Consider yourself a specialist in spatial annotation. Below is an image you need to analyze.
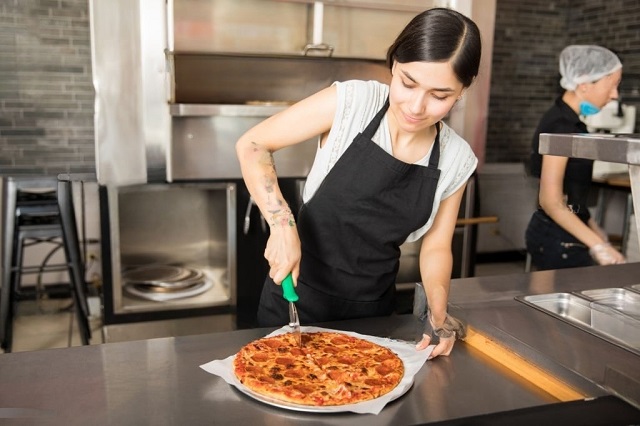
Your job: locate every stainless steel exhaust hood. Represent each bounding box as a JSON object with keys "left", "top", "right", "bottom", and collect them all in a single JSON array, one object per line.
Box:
[
  {"left": 167, "top": 53, "right": 391, "bottom": 180},
  {"left": 90, "top": 0, "right": 495, "bottom": 185},
  {"left": 90, "top": 0, "right": 394, "bottom": 185}
]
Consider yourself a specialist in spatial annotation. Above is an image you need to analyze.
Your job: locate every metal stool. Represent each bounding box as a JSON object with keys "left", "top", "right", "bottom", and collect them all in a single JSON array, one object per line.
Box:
[{"left": 0, "top": 176, "right": 91, "bottom": 352}]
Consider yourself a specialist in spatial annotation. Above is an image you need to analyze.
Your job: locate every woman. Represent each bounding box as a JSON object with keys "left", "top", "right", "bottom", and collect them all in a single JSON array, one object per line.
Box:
[
  {"left": 526, "top": 45, "right": 625, "bottom": 270},
  {"left": 236, "top": 8, "right": 481, "bottom": 359}
]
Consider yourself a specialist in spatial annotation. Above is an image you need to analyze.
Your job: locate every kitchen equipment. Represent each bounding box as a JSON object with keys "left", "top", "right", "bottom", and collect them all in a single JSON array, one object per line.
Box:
[
  {"left": 578, "top": 288, "right": 640, "bottom": 320},
  {"left": 584, "top": 100, "right": 636, "bottom": 134},
  {"left": 281, "top": 273, "right": 301, "bottom": 346},
  {"left": 516, "top": 291, "right": 640, "bottom": 354},
  {"left": 121, "top": 264, "right": 214, "bottom": 302},
  {"left": 100, "top": 182, "right": 236, "bottom": 323}
]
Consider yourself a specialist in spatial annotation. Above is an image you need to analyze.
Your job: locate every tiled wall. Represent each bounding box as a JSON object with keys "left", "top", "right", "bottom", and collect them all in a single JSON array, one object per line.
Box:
[
  {"left": 0, "top": 0, "right": 94, "bottom": 176},
  {"left": 0, "top": 1, "right": 638, "bottom": 173},
  {"left": 487, "top": 0, "right": 640, "bottom": 163}
]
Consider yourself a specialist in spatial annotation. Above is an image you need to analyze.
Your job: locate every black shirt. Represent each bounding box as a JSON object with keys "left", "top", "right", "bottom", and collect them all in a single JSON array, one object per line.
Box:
[{"left": 530, "top": 96, "right": 593, "bottom": 221}]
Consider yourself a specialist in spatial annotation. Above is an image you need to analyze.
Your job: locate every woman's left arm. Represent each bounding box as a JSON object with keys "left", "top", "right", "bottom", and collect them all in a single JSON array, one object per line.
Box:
[{"left": 415, "top": 182, "right": 467, "bottom": 358}]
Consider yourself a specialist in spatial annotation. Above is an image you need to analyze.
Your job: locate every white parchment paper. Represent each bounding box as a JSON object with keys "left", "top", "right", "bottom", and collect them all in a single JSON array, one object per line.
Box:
[{"left": 200, "top": 326, "right": 433, "bottom": 415}]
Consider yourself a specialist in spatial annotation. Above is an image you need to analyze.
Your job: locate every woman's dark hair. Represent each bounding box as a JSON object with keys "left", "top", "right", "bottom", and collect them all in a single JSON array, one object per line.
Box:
[{"left": 386, "top": 8, "right": 482, "bottom": 88}]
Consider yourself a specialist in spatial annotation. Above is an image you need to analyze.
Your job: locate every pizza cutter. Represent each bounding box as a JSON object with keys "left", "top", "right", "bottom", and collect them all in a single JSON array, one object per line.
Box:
[{"left": 281, "top": 273, "right": 302, "bottom": 347}]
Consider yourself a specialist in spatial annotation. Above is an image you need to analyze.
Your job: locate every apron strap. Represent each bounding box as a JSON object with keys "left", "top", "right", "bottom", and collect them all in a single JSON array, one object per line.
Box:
[
  {"left": 428, "top": 123, "right": 441, "bottom": 168},
  {"left": 361, "top": 99, "right": 390, "bottom": 139},
  {"left": 361, "top": 98, "right": 441, "bottom": 169}
]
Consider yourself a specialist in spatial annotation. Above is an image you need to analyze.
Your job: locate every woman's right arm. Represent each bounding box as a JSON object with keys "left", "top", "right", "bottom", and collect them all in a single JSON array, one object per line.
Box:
[
  {"left": 235, "top": 85, "right": 338, "bottom": 284},
  {"left": 539, "top": 155, "right": 625, "bottom": 264}
]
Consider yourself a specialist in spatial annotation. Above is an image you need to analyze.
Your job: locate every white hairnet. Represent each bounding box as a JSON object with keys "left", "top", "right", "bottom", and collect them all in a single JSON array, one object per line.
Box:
[{"left": 559, "top": 45, "right": 622, "bottom": 91}]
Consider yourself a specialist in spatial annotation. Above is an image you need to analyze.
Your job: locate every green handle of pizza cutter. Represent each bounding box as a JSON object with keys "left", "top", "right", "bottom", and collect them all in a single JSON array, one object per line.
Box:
[{"left": 281, "top": 273, "right": 298, "bottom": 303}]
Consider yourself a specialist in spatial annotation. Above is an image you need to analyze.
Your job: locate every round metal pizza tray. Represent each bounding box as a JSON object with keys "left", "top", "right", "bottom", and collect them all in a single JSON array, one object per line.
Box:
[
  {"left": 123, "top": 265, "right": 205, "bottom": 289},
  {"left": 201, "top": 326, "right": 430, "bottom": 415},
  {"left": 122, "top": 264, "right": 191, "bottom": 283},
  {"left": 123, "top": 279, "right": 212, "bottom": 302},
  {"left": 127, "top": 270, "right": 205, "bottom": 290},
  {"left": 233, "top": 379, "right": 410, "bottom": 413},
  {"left": 129, "top": 281, "right": 202, "bottom": 293}
]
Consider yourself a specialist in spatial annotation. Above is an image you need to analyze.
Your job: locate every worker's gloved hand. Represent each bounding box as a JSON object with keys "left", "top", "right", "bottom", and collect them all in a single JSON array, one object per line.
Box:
[
  {"left": 589, "top": 242, "right": 626, "bottom": 265},
  {"left": 413, "top": 283, "right": 466, "bottom": 359},
  {"left": 415, "top": 309, "right": 466, "bottom": 346},
  {"left": 415, "top": 310, "right": 466, "bottom": 359}
]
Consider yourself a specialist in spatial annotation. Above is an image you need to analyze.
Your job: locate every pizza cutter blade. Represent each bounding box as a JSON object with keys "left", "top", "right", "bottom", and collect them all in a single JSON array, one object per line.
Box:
[{"left": 281, "top": 273, "right": 301, "bottom": 347}]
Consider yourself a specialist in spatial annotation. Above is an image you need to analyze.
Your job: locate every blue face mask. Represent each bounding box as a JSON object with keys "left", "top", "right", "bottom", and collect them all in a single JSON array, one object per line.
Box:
[{"left": 579, "top": 101, "right": 600, "bottom": 116}]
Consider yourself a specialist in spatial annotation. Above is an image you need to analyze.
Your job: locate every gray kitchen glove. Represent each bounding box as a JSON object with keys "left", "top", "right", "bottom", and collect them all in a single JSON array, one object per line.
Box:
[
  {"left": 413, "top": 283, "right": 466, "bottom": 344},
  {"left": 417, "top": 310, "right": 467, "bottom": 345}
]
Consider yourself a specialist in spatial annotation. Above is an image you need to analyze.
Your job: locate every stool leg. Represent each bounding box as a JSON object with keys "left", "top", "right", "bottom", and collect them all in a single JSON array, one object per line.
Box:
[
  {"left": 0, "top": 180, "right": 18, "bottom": 349},
  {"left": 0, "top": 258, "right": 14, "bottom": 351},
  {"left": 0, "top": 274, "right": 10, "bottom": 351},
  {"left": 0, "top": 228, "right": 22, "bottom": 352},
  {"left": 0, "top": 241, "right": 14, "bottom": 351},
  {"left": 57, "top": 181, "right": 91, "bottom": 345}
]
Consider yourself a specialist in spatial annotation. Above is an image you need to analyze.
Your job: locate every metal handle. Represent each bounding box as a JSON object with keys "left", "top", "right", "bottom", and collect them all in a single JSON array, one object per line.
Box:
[
  {"left": 244, "top": 197, "right": 268, "bottom": 235},
  {"left": 243, "top": 197, "right": 254, "bottom": 235},
  {"left": 302, "top": 43, "right": 334, "bottom": 57}
]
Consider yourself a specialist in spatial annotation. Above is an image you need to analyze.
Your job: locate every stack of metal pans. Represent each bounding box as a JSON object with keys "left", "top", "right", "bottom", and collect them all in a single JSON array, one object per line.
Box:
[{"left": 122, "top": 264, "right": 212, "bottom": 301}]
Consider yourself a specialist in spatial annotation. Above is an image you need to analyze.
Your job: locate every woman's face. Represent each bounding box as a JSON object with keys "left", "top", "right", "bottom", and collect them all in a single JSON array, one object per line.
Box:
[
  {"left": 388, "top": 60, "right": 465, "bottom": 133},
  {"left": 581, "top": 68, "right": 622, "bottom": 109}
]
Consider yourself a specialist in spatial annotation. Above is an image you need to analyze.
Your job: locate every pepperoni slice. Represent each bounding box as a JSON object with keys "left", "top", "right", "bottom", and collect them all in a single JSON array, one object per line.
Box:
[
  {"left": 330, "top": 336, "right": 352, "bottom": 345},
  {"left": 251, "top": 353, "right": 269, "bottom": 362},
  {"left": 258, "top": 376, "right": 275, "bottom": 384},
  {"left": 263, "top": 340, "right": 282, "bottom": 349},
  {"left": 328, "top": 370, "right": 343, "bottom": 380},
  {"left": 375, "top": 364, "right": 393, "bottom": 376},
  {"left": 275, "top": 357, "right": 294, "bottom": 366},
  {"left": 364, "top": 378, "right": 384, "bottom": 386},
  {"left": 374, "top": 352, "right": 393, "bottom": 362},
  {"left": 293, "top": 384, "right": 315, "bottom": 395},
  {"left": 315, "top": 356, "right": 331, "bottom": 366},
  {"left": 355, "top": 341, "right": 373, "bottom": 350},
  {"left": 323, "top": 346, "right": 340, "bottom": 354},
  {"left": 337, "top": 356, "right": 355, "bottom": 365},
  {"left": 284, "top": 370, "right": 304, "bottom": 378}
]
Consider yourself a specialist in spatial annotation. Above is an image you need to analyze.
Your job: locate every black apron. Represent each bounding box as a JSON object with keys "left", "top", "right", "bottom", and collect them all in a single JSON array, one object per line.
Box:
[{"left": 257, "top": 100, "right": 441, "bottom": 326}]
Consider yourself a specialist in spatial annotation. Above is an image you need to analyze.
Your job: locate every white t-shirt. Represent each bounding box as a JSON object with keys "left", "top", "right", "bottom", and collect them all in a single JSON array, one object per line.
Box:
[{"left": 302, "top": 80, "right": 478, "bottom": 242}]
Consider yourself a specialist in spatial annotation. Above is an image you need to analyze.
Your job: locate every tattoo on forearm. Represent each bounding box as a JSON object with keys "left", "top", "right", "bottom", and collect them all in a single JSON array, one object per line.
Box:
[
  {"left": 268, "top": 208, "right": 296, "bottom": 228},
  {"left": 250, "top": 141, "right": 291, "bottom": 222}
]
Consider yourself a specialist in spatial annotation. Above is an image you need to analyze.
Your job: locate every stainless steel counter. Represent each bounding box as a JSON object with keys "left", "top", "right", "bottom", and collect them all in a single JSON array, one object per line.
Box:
[
  {"left": 1, "top": 264, "right": 640, "bottom": 425},
  {"left": 448, "top": 263, "right": 640, "bottom": 408}
]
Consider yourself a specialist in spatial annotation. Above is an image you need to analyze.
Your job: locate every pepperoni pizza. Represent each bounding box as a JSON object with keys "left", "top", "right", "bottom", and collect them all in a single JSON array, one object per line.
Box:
[{"left": 233, "top": 331, "right": 404, "bottom": 406}]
